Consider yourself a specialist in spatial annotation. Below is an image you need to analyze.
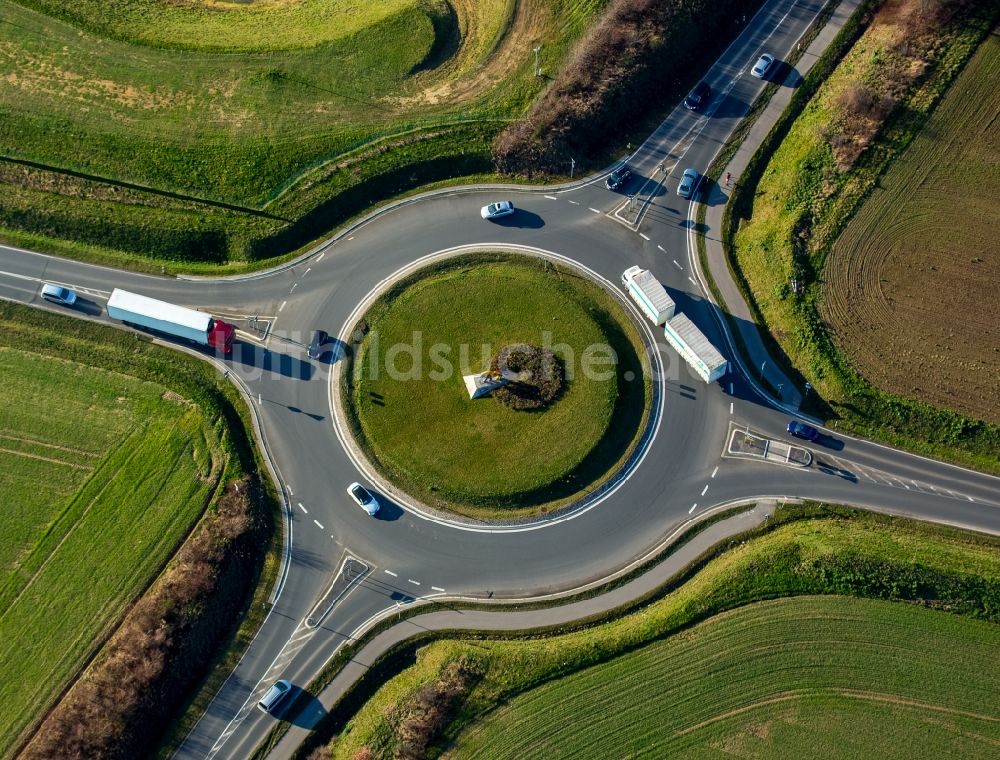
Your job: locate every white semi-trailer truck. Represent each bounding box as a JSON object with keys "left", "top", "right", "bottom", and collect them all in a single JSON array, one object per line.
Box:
[
  {"left": 664, "top": 313, "right": 727, "bottom": 383},
  {"left": 106, "top": 289, "right": 235, "bottom": 354},
  {"left": 621, "top": 266, "right": 675, "bottom": 325}
]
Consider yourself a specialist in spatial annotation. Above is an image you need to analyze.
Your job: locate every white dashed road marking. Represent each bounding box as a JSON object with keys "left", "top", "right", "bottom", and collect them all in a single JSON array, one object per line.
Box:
[
  {"left": 407, "top": 579, "right": 421, "bottom": 586},
  {"left": 313, "top": 519, "right": 325, "bottom": 530},
  {"left": 639, "top": 233, "right": 650, "bottom": 241},
  {"left": 278, "top": 300, "right": 286, "bottom": 312},
  {"left": 384, "top": 570, "right": 398, "bottom": 577},
  {"left": 658, "top": 245, "right": 666, "bottom": 252},
  {"left": 317, "top": 252, "right": 325, "bottom": 262},
  {"left": 701, "top": 484, "right": 709, "bottom": 496},
  {"left": 589, "top": 207, "right": 601, "bottom": 214},
  {"left": 673, "top": 259, "right": 683, "bottom": 269},
  {"left": 431, "top": 586, "right": 446, "bottom": 592},
  {"left": 711, "top": 466, "right": 718, "bottom": 478},
  {"left": 297, "top": 503, "right": 308, "bottom": 514},
  {"left": 689, "top": 503, "right": 698, "bottom": 514},
  {"left": 568, "top": 200, "right": 580, "bottom": 205},
  {"left": 688, "top": 277, "right": 698, "bottom": 286},
  {"left": 730, "top": 402, "right": 734, "bottom": 414},
  {"left": 303, "top": 267, "right": 311, "bottom": 277},
  {"left": 544, "top": 195, "right": 558, "bottom": 200}
]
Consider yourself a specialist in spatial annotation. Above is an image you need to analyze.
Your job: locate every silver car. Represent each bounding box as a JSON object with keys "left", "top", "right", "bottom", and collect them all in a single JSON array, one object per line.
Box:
[
  {"left": 258, "top": 679, "right": 291, "bottom": 714},
  {"left": 41, "top": 283, "right": 77, "bottom": 306},
  {"left": 677, "top": 168, "right": 701, "bottom": 199},
  {"left": 751, "top": 53, "right": 775, "bottom": 79},
  {"left": 480, "top": 201, "right": 515, "bottom": 220}
]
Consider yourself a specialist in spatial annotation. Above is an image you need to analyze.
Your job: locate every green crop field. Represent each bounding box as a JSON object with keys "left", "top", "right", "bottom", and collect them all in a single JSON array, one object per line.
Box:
[
  {"left": 325, "top": 509, "right": 1000, "bottom": 760},
  {"left": 0, "top": 0, "right": 607, "bottom": 267},
  {"left": 449, "top": 597, "right": 1000, "bottom": 759},
  {"left": 0, "top": 346, "right": 224, "bottom": 757},
  {"left": 347, "top": 255, "right": 649, "bottom": 517}
]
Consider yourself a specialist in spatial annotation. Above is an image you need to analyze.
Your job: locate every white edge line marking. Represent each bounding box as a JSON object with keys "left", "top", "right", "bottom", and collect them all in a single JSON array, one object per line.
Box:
[
  {"left": 286, "top": 486, "right": 293, "bottom": 496},
  {"left": 384, "top": 570, "right": 398, "bottom": 577},
  {"left": 639, "top": 233, "right": 650, "bottom": 241},
  {"left": 313, "top": 519, "right": 324, "bottom": 530},
  {"left": 967, "top": 495, "right": 975, "bottom": 502},
  {"left": 297, "top": 502, "right": 308, "bottom": 514}
]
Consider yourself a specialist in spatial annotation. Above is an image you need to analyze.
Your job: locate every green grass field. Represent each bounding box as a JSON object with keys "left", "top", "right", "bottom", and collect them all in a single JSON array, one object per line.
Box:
[
  {"left": 325, "top": 508, "right": 1000, "bottom": 760},
  {"left": 0, "top": 0, "right": 607, "bottom": 265},
  {"left": 348, "top": 256, "right": 649, "bottom": 516},
  {"left": 0, "top": 346, "right": 224, "bottom": 757},
  {"left": 448, "top": 597, "right": 1000, "bottom": 759},
  {"left": 726, "top": 1, "right": 1000, "bottom": 469}
]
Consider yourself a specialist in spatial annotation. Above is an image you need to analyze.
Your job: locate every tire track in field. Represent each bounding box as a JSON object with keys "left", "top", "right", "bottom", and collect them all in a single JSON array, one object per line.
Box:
[{"left": 821, "top": 33, "right": 1000, "bottom": 424}]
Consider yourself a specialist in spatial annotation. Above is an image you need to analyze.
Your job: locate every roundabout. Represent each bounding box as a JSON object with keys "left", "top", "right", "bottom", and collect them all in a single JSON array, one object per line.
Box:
[{"left": 340, "top": 251, "right": 652, "bottom": 519}]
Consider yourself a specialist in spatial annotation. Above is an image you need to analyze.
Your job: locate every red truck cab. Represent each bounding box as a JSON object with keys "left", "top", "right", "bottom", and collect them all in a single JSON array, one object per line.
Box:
[{"left": 208, "top": 319, "right": 236, "bottom": 354}]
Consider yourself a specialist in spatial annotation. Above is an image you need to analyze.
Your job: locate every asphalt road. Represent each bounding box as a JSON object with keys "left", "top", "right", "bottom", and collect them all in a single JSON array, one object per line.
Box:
[{"left": 1, "top": 0, "right": 998, "bottom": 757}]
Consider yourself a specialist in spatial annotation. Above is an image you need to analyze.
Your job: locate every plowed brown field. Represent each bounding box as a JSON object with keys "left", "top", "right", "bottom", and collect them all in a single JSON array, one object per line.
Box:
[{"left": 823, "top": 32, "right": 1000, "bottom": 424}]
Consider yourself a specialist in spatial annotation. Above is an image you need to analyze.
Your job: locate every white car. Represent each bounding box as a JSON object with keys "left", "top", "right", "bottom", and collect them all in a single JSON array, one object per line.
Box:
[
  {"left": 480, "top": 201, "right": 515, "bottom": 220},
  {"left": 347, "top": 482, "right": 380, "bottom": 516},
  {"left": 751, "top": 53, "right": 775, "bottom": 79},
  {"left": 41, "top": 283, "right": 77, "bottom": 306}
]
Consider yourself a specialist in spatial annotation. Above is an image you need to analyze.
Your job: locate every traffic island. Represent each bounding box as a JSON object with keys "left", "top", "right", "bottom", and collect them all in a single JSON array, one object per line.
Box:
[
  {"left": 727, "top": 423, "right": 812, "bottom": 467},
  {"left": 340, "top": 252, "right": 653, "bottom": 521}
]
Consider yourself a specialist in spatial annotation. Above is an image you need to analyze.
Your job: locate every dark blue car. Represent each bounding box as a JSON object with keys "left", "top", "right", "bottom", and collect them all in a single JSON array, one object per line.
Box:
[{"left": 787, "top": 420, "right": 819, "bottom": 441}]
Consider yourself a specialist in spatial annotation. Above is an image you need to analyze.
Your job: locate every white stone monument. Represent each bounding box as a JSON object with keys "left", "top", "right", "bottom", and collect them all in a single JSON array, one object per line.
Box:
[{"left": 463, "top": 368, "right": 520, "bottom": 399}]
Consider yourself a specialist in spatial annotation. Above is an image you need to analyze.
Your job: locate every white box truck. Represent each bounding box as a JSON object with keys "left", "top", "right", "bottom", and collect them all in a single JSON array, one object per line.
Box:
[
  {"left": 106, "top": 289, "right": 235, "bottom": 354},
  {"left": 621, "top": 266, "right": 675, "bottom": 325},
  {"left": 664, "top": 313, "right": 727, "bottom": 383}
]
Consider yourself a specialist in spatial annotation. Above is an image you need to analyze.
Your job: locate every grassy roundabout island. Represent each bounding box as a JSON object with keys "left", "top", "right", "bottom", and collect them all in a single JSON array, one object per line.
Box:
[{"left": 344, "top": 254, "right": 651, "bottom": 518}]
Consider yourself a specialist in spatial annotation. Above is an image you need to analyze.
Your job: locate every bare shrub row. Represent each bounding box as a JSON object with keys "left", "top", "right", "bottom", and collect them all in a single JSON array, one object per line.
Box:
[
  {"left": 20, "top": 477, "right": 266, "bottom": 760},
  {"left": 493, "top": 0, "right": 763, "bottom": 176}
]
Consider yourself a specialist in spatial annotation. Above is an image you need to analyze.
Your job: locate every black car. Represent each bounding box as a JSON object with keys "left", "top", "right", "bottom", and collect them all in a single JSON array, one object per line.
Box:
[
  {"left": 605, "top": 165, "right": 632, "bottom": 191},
  {"left": 684, "top": 81, "right": 711, "bottom": 111},
  {"left": 307, "top": 329, "right": 329, "bottom": 359}
]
